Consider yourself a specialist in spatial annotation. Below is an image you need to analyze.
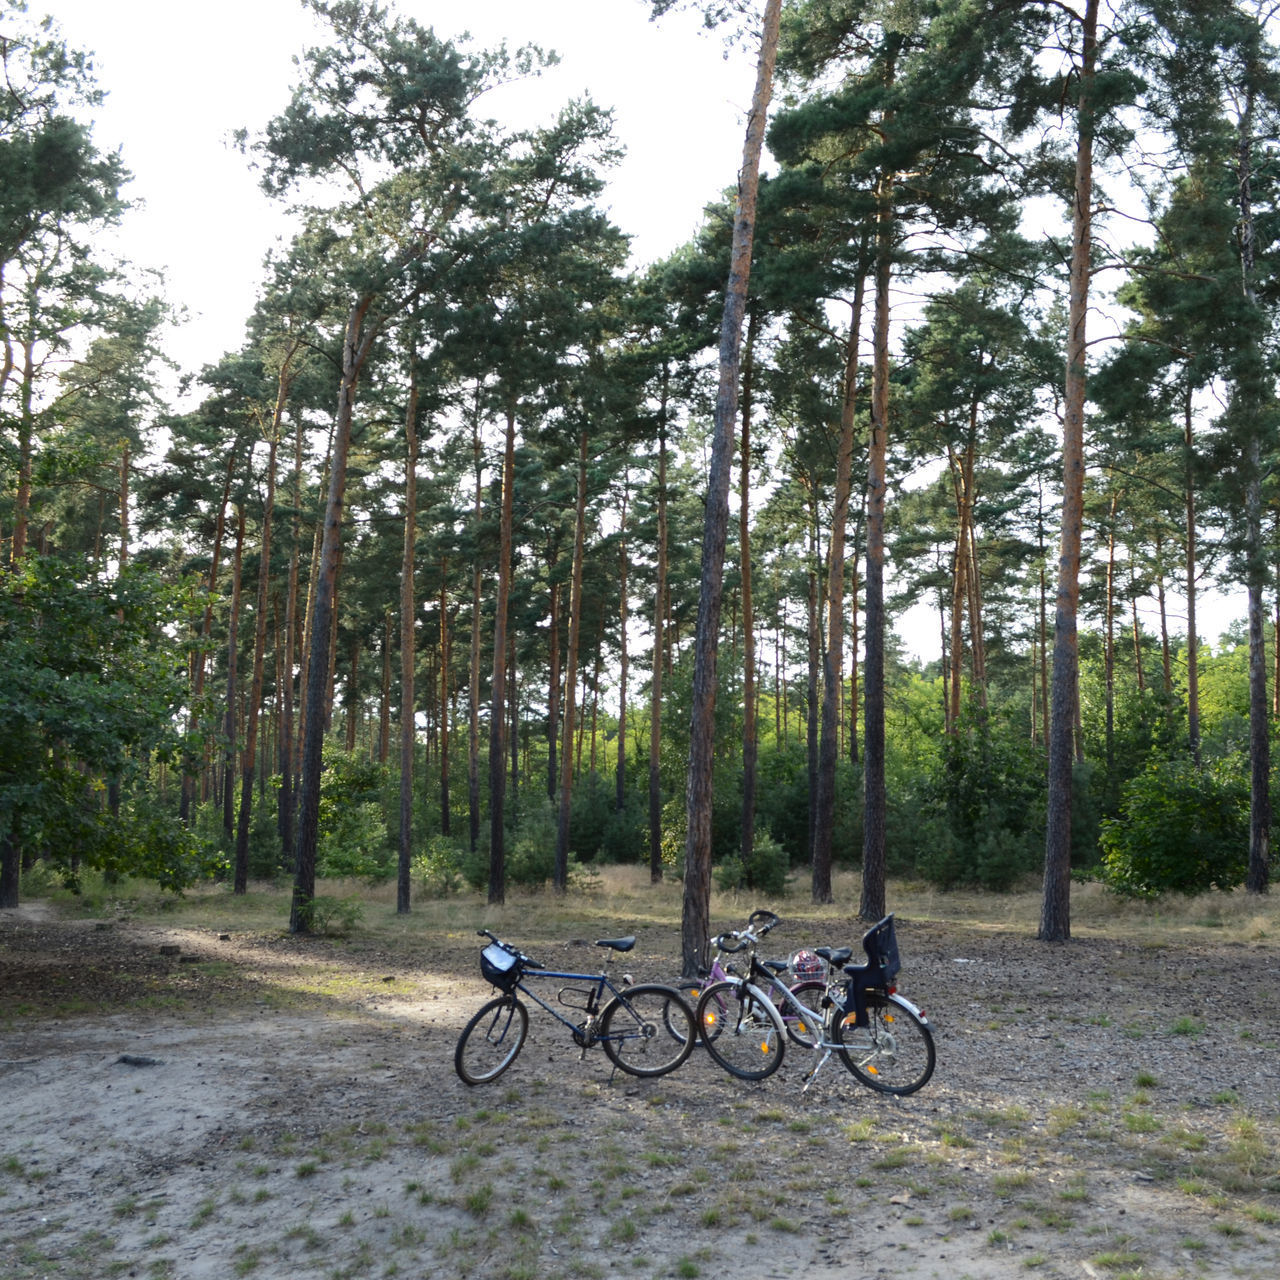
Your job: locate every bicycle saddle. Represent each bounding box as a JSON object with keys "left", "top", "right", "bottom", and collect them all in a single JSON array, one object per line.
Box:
[
  {"left": 596, "top": 936, "right": 636, "bottom": 952},
  {"left": 815, "top": 946, "right": 853, "bottom": 966}
]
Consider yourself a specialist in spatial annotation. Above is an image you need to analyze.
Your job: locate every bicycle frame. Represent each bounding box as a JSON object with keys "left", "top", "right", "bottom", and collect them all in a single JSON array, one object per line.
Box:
[
  {"left": 455, "top": 930, "right": 698, "bottom": 1086},
  {"left": 507, "top": 964, "right": 630, "bottom": 1051}
]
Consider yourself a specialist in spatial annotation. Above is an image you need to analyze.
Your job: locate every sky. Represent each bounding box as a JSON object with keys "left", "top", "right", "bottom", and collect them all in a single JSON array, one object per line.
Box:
[{"left": 36, "top": 0, "right": 756, "bottom": 376}]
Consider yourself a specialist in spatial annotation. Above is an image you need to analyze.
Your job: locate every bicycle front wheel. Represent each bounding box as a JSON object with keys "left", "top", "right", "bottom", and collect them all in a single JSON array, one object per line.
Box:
[
  {"left": 834, "top": 992, "right": 935, "bottom": 1095},
  {"left": 601, "top": 984, "right": 697, "bottom": 1077},
  {"left": 780, "top": 980, "right": 827, "bottom": 1049},
  {"left": 455, "top": 995, "right": 528, "bottom": 1085},
  {"left": 696, "top": 981, "right": 786, "bottom": 1081}
]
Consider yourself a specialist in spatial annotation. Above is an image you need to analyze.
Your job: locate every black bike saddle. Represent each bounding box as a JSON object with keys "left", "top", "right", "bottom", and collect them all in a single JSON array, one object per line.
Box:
[{"left": 597, "top": 936, "right": 636, "bottom": 952}]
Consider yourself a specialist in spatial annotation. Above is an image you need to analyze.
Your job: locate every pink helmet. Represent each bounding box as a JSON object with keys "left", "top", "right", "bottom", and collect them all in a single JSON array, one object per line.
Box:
[{"left": 790, "top": 949, "right": 824, "bottom": 980}]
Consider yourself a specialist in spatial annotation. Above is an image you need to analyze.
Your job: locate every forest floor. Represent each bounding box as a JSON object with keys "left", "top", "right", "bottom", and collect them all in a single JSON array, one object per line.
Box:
[{"left": 2, "top": 874, "right": 1279, "bottom": 1280}]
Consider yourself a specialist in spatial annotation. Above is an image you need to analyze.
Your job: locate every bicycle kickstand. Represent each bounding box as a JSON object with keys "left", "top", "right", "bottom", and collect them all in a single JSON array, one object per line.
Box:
[{"left": 800, "top": 1046, "right": 833, "bottom": 1095}]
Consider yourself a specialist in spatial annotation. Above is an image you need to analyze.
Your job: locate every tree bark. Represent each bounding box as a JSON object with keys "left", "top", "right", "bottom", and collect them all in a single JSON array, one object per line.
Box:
[
  {"left": 222, "top": 505, "right": 247, "bottom": 842},
  {"left": 487, "top": 405, "right": 518, "bottom": 905},
  {"left": 291, "top": 297, "right": 378, "bottom": 933},
  {"left": 860, "top": 172, "right": 894, "bottom": 925},
  {"left": 398, "top": 359, "right": 419, "bottom": 914},
  {"left": 814, "top": 286, "right": 866, "bottom": 902},
  {"left": 1041, "top": 0, "right": 1097, "bottom": 943},
  {"left": 552, "top": 430, "right": 586, "bottom": 890},
  {"left": 235, "top": 403, "right": 284, "bottom": 891},
  {"left": 649, "top": 386, "right": 669, "bottom": 883},
  {"left": 740, "top": 312, "right": 759, "bottom": 872},
  {"left": 682, "top": 0, "right": 782, "bottom": 977}
]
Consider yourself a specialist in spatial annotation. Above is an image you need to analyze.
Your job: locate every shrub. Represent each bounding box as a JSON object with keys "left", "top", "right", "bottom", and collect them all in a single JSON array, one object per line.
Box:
[
  {"left": 296, "top": 894, "right": 363, "bottom": 936},
  {"left": 714, "top": 830, "right": 789, "bottom": 896},
  {"left": 412, "top": 835, "right": 466, "bottom": 897},
  {"left": 1098, "top": 758, "right": 1248, "bottom": 897}
]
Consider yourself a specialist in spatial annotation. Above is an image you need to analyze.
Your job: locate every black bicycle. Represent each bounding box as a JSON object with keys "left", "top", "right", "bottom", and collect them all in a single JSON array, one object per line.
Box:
[{"left": 454, "top": 929, "right": 698, "bottom": 1085}]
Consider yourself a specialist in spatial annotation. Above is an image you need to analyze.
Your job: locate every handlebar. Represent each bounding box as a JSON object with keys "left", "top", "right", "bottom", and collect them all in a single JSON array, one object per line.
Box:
[{"left": 710, "top": 910, "right": 780, "bottom": 955}]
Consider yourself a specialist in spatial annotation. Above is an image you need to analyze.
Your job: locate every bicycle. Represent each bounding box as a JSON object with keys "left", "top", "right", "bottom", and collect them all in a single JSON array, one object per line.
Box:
[
  {"left": 696, "top": 913, "right": 936, "bottom": 1096},
  {"left": 674, "top": 910, "right": 828, "bottom": 1054},
  {"left": 454, "top": 929, "right": 698, "bottom": 1086}
]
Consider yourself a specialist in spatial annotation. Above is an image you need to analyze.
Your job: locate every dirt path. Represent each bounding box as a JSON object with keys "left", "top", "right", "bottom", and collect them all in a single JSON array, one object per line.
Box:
[{"left": 2, "top": 904, "right": 1278, "bottom": 1280}]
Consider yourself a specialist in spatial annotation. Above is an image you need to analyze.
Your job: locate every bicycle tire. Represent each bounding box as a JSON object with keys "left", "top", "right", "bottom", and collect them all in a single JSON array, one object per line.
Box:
[
  {"left": 663, "top": 980, "right": 706, "bottom": 1045},
  {"left": 601, "top": 984, "right": 697, "bottom": 1077},
  {"left": 695, "top": 980, "right": 786, "bottom": 1081},
  {"left": 834, "top": 991, "right": 935, "bottom": 1095},
  {"left": 778, "top": 979, "right": 826, "bottom": 1049},
  {"left": 454, "top": 995, "right": 528, "bottom": 1085}
]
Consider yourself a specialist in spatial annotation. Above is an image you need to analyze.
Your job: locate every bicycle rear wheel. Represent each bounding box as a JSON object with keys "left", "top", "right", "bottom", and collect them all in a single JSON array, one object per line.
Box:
[
  {"left": 780, "top": 980, "right": 827, "bottom": 1049},
  {"left": 601, "top": 984, "right": 697, "bottom": 1077},
  {"left": 662, "top": 980, "right": 705, "bottom": 1046},
  {"left": 834, "top": 992, "right": 935, "bottom": 1095},
  {"left": 696, "top": 981, "right": 786, "bottom": 1081},
  {"left": 455, "top": 995, "right": 528, "bottom": 1085}
]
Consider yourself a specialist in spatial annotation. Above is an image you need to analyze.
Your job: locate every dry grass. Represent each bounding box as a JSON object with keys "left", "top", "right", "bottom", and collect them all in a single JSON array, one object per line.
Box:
[{"left": 38, "top": 863, "right": 1280, "bottom": 956}]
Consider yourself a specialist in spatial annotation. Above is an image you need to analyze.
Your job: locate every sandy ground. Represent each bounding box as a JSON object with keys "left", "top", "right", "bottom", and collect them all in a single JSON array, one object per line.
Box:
[{"left": 2, "top": 899, "right": 1279, "bottom": 1280}]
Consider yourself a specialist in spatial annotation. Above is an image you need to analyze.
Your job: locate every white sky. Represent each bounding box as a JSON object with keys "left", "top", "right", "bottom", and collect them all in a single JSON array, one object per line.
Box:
[{"left": 37, "top": 0, "right": 755, "bottom": 378}]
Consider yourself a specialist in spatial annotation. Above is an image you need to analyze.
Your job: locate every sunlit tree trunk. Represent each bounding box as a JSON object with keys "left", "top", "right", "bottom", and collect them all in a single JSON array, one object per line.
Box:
[{"left": 682, "top": 0, "right": 782, "bottom": 976}]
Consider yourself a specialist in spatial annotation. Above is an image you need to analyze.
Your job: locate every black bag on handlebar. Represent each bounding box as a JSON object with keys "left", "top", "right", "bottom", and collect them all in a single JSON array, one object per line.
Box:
[{"left": 480, "top": 942, "right": 522, "bottom": 991}]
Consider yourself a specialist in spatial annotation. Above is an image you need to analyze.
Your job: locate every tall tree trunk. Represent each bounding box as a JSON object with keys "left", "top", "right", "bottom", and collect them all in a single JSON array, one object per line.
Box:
[
  {"left": 616, "top": 470, "right": 630, "bottom": 814},
  {"left": 740, "top": 312, "right": 759, "bottom": 871},
  {"left": 277, "top": 414, "right": 304, "bottom": 857},
  {"left": 1238, "top": 80, "right": 1270, "bottom": 895},
  {"left": 561, "top": 438, "right": 590, "bottom": 887},
  {"left": 1104, "top": 494, "right": 1117, "bottom": 780},
  {"left": 223, "top": 505, "right": 247, "bottom": 842},
  {"left": 235, "top": 406, "right": 284, "bottom": 891},
  {"left": 547, "top": 579, "right": 561, "bottom": 802},
  {"left": 860, "top": 172, "right": 894, "bottom": 924},
  {"left": 291, "top": 298, "right": 378, "bottom": 933},
  {"left": 681, "top": 0, "right": 782, "bottom": 978},
  {"left": 649, "top": 385, "right": 669, "bottom": 883},
  {"left": 440, "top": 574, "right": 452, "bottom": 839},
  {"left": 488, "top": 405, "right": 518, "bottom": 905},
  {"left": 398, "top": 360, "right": 419, "bottom": 914},
  {"left": 1041, "top": 0, "right": 1097, "bottom": 943},
  {"left": 468, "top": 398, "right": 483, "bottom": 855},
  {"left": 805, "top": 492, "right": 820, "bottom": 877},
  {"left": 814, "top": 286, "right": 865, "bottom": 902}
]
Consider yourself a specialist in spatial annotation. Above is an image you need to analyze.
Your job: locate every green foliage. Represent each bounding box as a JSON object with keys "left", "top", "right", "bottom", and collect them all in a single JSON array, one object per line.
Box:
[
  {"left": 916, "top": 712, "right": 1046, "bottom": 890},
  {"left": 1098, "top": 758, "right": 1249, "bottom": 898},
  {"left": 714, "top": 830, "right": 790, "bottom": 896},
  {"left": 412, "top": 835, "right": 466, "bottom": 897},
  {"left": 315, "top": 747, "right": 394, "bottom": 882},
  {"left": 0, "top": 557, "right": 218, "bottom": 894},
  {"left": 294, "top": 894, "right": 364, "bottom": 936}
]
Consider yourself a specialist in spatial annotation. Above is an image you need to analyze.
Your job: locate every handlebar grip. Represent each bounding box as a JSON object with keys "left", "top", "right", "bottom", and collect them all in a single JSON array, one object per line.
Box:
[
  {"left": 748, "top": 909, "right": 780, "bottom": 932},
  {"left": 713, "top": 932, "right": 747, "bottom": 953}
]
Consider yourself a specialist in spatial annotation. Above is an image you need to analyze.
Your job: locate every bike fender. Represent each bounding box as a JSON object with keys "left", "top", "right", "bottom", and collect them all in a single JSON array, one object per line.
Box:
[{"left": 891, "top": 993, "right": 928, "bottom": 1024}]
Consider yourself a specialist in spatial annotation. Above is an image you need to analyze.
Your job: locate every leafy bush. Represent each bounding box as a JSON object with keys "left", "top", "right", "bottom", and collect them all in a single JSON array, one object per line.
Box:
[
  {"left": 714, "top": 830, "right": 789, "bottom": 896},
  {"left": 412, "top": 835, "right": 466, "bottom": 897},
  {"left": 316, "top": 748, "right": 393, "bottom": 882},
  {"left": 1098, "top": 758, "right": 1249, "bottom": 897},
  {"left": 295, "top": 894, "right": 363, "bottom": 936}
]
